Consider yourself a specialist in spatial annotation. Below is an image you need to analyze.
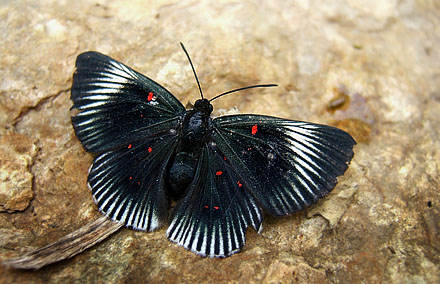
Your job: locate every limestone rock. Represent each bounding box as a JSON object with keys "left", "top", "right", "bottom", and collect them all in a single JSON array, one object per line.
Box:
[
  {"left": 0, "top": 132, "right": 37, "bottom": 212},
  {"left": 1, "top": 0, "right": 439, "bottom": 283}
]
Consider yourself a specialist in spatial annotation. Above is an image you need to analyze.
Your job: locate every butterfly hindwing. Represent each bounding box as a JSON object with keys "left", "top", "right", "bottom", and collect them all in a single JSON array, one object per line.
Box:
[
  {"left": 88, "top": 129, "right": 180, "bottom": 231},
  {"left": 211, "top": 114, "right": 356, "bottom": 216},
  {"left": 71, "top": 51, "right": 185, "bottom": 153},
  {"left": 167, "top": 145, "right": 263, "bottom": 257}
]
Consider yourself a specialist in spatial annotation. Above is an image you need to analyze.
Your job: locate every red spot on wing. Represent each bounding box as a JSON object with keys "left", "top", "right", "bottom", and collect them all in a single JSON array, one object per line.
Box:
[
  {"left": 251, "top": 125, "right": 258, "bottom": 135},
  {"left": 147, "top": 92, "right": 154, "bottom": 101},
  {"left": 223, "top": 156, "right": 227, "bottom": 161},
  {"left": 216, "top": 171, "right": 223, "bottom": 176},
  {"left": 214, "top": 206, "right": 219, "bottom": 210},
  {"left": 128, "top": 144, "right": 132, "bottom": 149},
  {"left": 148, "top": 147, "right": 152, "bottom": 153},
  {"left": 129, "top": 176, "right": 133, "bottom": 180},
  {"left": 140, "top": 114, "right": 144, "bottom": 118},
  {"left": 237, "top": 181, "right": 243, "bottom": 188},
  {"left": 137, "top": 181, "right": 141, "bottom": 185},
  {"left": 204, "top": 205, "right": 209, "bottom": 209}
]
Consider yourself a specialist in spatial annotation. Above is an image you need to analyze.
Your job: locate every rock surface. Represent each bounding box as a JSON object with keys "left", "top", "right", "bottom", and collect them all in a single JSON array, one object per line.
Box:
[
  {"left": 0, "top": 132, "right": 37, "bottom": 212},
  {"left": 1, "top": 0, "right": 439, "bottom": 283}
]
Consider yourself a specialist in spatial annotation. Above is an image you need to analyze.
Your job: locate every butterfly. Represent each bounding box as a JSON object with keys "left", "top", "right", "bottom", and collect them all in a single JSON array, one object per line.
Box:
[{"left": 70, "top": 43, "right": 356, "bottom": 258}]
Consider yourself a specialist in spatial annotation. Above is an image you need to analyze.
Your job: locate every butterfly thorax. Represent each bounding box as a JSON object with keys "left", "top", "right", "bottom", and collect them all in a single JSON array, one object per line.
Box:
[
  {"left": 180, "top": 99, "right": 212, "bottom": 152},
  {"left": 167, "top": 99, "right": 213, "bottom": 199}
]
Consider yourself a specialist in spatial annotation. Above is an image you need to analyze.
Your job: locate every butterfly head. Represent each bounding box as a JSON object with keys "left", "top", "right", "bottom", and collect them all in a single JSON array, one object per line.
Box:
[{"left": 193, "top": 98, "right": 213, "bottom": 114}]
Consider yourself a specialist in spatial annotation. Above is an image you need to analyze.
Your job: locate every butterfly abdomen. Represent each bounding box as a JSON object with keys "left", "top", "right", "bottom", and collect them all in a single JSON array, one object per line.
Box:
[
  {"left": 167, "top": 105, "right": 213, "bottom": 199},
  {"left": 167, "top": 152, "right": 197, "bottom": 199}
]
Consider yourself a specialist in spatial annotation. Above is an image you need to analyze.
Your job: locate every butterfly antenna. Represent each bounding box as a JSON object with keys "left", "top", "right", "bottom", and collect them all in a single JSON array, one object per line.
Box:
[
  {"left": 209, "top": 84, "right": 278, "bottom": 102},
  {"left": 180, "top": 42, "right": 204, "bottom": 100}
]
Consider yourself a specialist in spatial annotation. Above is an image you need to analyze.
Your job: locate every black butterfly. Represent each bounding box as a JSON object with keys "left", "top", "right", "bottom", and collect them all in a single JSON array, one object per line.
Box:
[{"left": 70, "top": 43, "right": 356, "bottom": 257}]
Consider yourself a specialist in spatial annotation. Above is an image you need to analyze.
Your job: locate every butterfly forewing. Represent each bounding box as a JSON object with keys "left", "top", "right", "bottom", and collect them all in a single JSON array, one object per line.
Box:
[
  {"left": 167, "top": 145, "right": 263, "bottom": 257},
  {"left": 88, "top": 129, "right": 180, "bottom": 231},
  {"left": 71, "top": 51, "right": 185, "bottom": 153},
  {"left": 212, "top": 115, "right": 356, "bottom": 216}
]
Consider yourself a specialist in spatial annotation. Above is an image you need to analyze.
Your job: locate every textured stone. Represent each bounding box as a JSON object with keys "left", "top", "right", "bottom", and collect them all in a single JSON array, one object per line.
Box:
[
  {"left": 0, "top": 132, "right": 37, "bottom": 212},
  {"left": 1, "top": 0, "right": 439, "bottom": 283}
]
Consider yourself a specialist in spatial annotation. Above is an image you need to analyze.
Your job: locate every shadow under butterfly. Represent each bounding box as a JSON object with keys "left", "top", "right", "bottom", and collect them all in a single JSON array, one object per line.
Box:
[{"left": 70, "top": 43, "right": 356, "bottom": 257}]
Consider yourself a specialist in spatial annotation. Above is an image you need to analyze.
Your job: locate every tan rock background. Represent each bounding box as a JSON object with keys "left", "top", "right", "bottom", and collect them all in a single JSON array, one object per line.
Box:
[{"left": 1, "top": 0, "right": 439, "bottom": 283}]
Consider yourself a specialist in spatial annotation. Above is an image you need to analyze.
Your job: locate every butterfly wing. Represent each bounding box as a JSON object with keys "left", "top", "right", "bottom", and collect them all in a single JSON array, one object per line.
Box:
[
  {"left": 167, "top": 145, "right": 263, "bottom": 257},
  {"left": 88, "top": 130, "right": 179, "bottom": 231},
  {"left": 211, "top": 115, "right": 356, "bottom": 216},
  {"left": 71, "top": 51, "right": 185, "bottom": 153},
  {"left": 71, "top": 52, "right": 185, "bottom": 231}
]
